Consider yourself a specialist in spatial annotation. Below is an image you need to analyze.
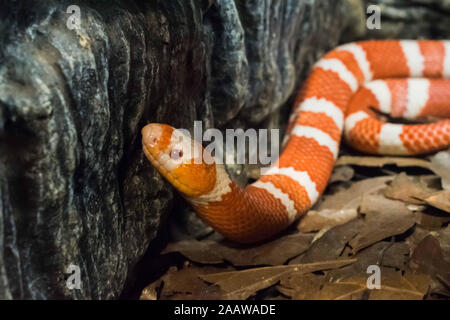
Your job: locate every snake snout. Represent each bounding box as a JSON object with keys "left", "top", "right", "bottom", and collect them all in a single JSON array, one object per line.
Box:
[{"left": 142, "top": 123, "right": 162, "bottom": 148}]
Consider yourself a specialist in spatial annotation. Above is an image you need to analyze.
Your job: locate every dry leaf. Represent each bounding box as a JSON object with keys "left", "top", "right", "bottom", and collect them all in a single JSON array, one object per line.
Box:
[
  {"left": 439, "top": 225, "right": 450, "bottom": 261},
  {"left": 140, "top": 284, "right": 158, "bottom": 300},
  {"left": 315, "top": 269, "right": 429, "bottom": 300},
  {"left": 383, "top": 173, "right": 450, "bottom": 214},
  {"left": 143, "top": 150, "right": 450, "bottom": 300},
  {"left": 380, "top": 242, "right": 411, "bottom": 271},
  {"left": 423, "top": 191, "right": 450, "bottom": 213},
  {"left": 404, "top": 226, "right": 436, "bottom": 252},
  {"left": 429, "top": 150, "right": 450, "bottom": 190},
  {"left": 316, "top": 176, "right": 393, "bottom": 211},
  {"left": 329, "top": 165, "right": 355, "bottom": 183},
  {"left": 311, "top": 228, "right": 330, "bottom": 243},
  {"left": 419, "top": 175, "right": 443, "bottom": 189},
  {"left": 416, "top": 208, "right": 450, "bottom": 229},
  {"left": 331, "top": 241, "right": 410, "bottom": 281},
  {"left": 298, "top": 209, "right": 358, "bottom": 233},
  {"left": 278, "top": 273, "right": 326, "bottom": 300},
  {"left": 384, "top": 173, "right": 434, "bottom": 205},
  {"left": 163, "top": 233, "right": 313, "bottom": 266},
  {"left": 312, "top": 241, "right": 428, "bottom": 299},
  {"left": 299, "top": 176, "right": 393, "bottom": 233},
  {"left": 146, "top": 265, "right": 225, "bottom": 300},
  {"left": 199, "top": 259, "right": 356, "bottom": 300},
  {"left": 162, "top": 241, "right": 224, "bottom": 264},
  {"left": 410, "top": 235, "right": 450, "bottom": 290},
  {"left": 292, "top": 219, "right": 365, "bottom": 264},
  {"left": 349, "top": 194, "right": 416, "bottom": 254}
]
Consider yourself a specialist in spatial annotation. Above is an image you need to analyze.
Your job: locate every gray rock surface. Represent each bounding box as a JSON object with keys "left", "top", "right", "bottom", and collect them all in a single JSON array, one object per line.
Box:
[
  {"left": 0, "top": 0, "right": 447, "bottom": 299},
  {"left": 361, "top": 0, "right": 450, "bottom": 39}
]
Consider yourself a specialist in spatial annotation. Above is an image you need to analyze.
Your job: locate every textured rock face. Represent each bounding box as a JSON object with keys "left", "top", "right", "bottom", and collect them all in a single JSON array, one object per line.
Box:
[
  {"left": 0, "top": 0, "right": 174, "bottom": 300},
  {"left": 361, "top": 0, "right": 450, "bottom": 39},
  {"left": 1, "top": 0, "right": 446, "bottom": 299}
]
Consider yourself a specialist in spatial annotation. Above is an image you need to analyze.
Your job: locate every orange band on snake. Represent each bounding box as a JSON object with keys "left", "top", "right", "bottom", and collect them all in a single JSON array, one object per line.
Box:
[{"left": 142, "top": 40, "right": 450, "bottom": 243}]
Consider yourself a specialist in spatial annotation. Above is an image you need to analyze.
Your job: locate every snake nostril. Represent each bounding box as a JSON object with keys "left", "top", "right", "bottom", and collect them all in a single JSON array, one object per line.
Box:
[{"left": 170, "top": 149, "right": 183, "bottom": 160}]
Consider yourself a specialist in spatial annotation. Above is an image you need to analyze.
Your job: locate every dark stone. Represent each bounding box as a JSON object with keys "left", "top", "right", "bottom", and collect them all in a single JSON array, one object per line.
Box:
[
  {"left": 0, "top": 0, "right": 198, "bottom": 299},
  {"left": 362, "top": 0, "right": 450, "bottom": 39}
]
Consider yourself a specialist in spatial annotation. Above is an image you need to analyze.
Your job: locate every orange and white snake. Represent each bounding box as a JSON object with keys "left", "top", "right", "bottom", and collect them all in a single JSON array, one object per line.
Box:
[{"left": 142, "top": 40, "right": 450, "bottom": 243}]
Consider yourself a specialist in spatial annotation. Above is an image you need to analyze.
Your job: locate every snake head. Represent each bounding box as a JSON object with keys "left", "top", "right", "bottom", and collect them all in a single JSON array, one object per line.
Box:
[{"left": 141, "top": 123, "right": 217, "bottom": 197}]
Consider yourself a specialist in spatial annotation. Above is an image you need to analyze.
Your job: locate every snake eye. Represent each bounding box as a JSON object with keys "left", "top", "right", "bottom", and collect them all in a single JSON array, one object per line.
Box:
[{"left": 170, "top": 149, "right": 183, "bottom": 160}]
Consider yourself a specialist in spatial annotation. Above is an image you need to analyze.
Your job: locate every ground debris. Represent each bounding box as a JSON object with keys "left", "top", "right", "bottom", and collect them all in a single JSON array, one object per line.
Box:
[
  {"left": 199, "top": 260, "right": 356, "bottom": 300},
  {"left": 140, "top": 165, "right": 450, "bottom": 300},
  {"left": 298, "top": 176, "right": 393, "bottom": 232},
  {"left": 162, "top": 232, "right": 313, "bottom": 266}
]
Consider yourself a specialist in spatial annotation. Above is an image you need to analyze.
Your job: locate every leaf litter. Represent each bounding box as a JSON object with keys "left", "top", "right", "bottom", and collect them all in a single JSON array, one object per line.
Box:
[{"left": 139, "top": 153, "right": 450, "bottom": 300}]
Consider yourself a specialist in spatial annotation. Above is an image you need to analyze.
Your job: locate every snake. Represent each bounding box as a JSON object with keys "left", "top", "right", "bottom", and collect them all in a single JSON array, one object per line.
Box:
[{"left": 142, "top": 40, "right": 450, "bottom": 243}]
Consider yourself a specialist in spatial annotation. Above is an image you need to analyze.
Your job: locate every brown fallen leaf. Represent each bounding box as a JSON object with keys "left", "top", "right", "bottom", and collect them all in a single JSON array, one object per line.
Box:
[
  {"left": 140, "top": 284, "right": 158, "bottom": 300},
  {"left": 404, "top": 225, "right": 436, "bottom": 253},
  {"left": 331, "top": 241, "right": 410, "bottom": 281},
  {"left": 416, "top": 208, "right": 450, "bottom": 229},
  {"left": 309, "top": 239, "right": 429, "bottom": 299},
  {"left": 419, "top": 175, "right": 443, "bottom": 190},
  {"left": 383, "top": 173, "right": 449, "bottom": 214},
  {"left": 278, "top": 273, "right": 326, "bottom": 300},
  {"left": 317, "top": 176, "right": 393, "bottom": 211},
  {"left": 292, "top": 219, "right": 365, "bottom": 264},
  {"left": 314, "top": 268, "right": 430, "bottom": 300},
  {"left": 143, "top": 265, "right": 225, "bottom": 300},
  {"left": 299, "top": 176, "right": 393, "bottom": 232},
  {"left": 439, "top": 225, "right": 450, "bottom": 261},
  {"left": 162, "top": 241, "right": 224, "bottom": 265},
  {"left": 199, "top": 259, "right": 356, "bottom": 300},
  {"left": 298, "top": 209, "right": 358, "bottom": 233},
  {"left": 429, "top": 150, "right": 450, "bottom": 191},
  {"left": 336, "top": 156, "right": 432, "bottom": 170},
  {"left": 329, "top": 165, "right": 355, "bottom": 184},
  {"left": 423, "top": 191, "right": 450, "bottom": 213},
  {"left": 162, "top": 233, "right": 313, "bottom": 266},
  {"left": 384, "top": 173, "right": 435, "bottom": 205},
  {"left": 349, "top": 194, "right": 416, "bottom": 254},
  {"left": 409, "top": 235, "right": 450, "bottom": 297},
  {"left": 379, "top": 242, "right": 411, "bottom": 271}
]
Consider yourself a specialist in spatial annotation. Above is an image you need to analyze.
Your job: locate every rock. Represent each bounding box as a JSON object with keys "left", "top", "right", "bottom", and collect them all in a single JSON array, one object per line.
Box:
[
  {"left": 0, "top": 0, "right": 200, "bottom": 299},
  {"left": 361, "top": 0, "right": 450, "bottom": 39},
  {"left": 340, "top": 0, "right": 369, "bottom": 42}
]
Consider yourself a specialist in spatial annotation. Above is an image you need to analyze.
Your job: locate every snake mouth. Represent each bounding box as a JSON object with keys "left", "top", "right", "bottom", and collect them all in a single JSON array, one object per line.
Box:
[
  {"left": 142, "top": 144, "right": 208, "bottom": 196},
  {"left": 142, "top": 145, "right": 174, "bottom": 184},
  {"left": 142, "top": 144, "right": 164, "bottom": 173}
]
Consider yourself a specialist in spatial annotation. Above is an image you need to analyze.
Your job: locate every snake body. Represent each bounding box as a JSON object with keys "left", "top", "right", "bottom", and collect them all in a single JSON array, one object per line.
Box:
[{"left": 142, "top": 40, "right": 450, "bottom": 243}]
